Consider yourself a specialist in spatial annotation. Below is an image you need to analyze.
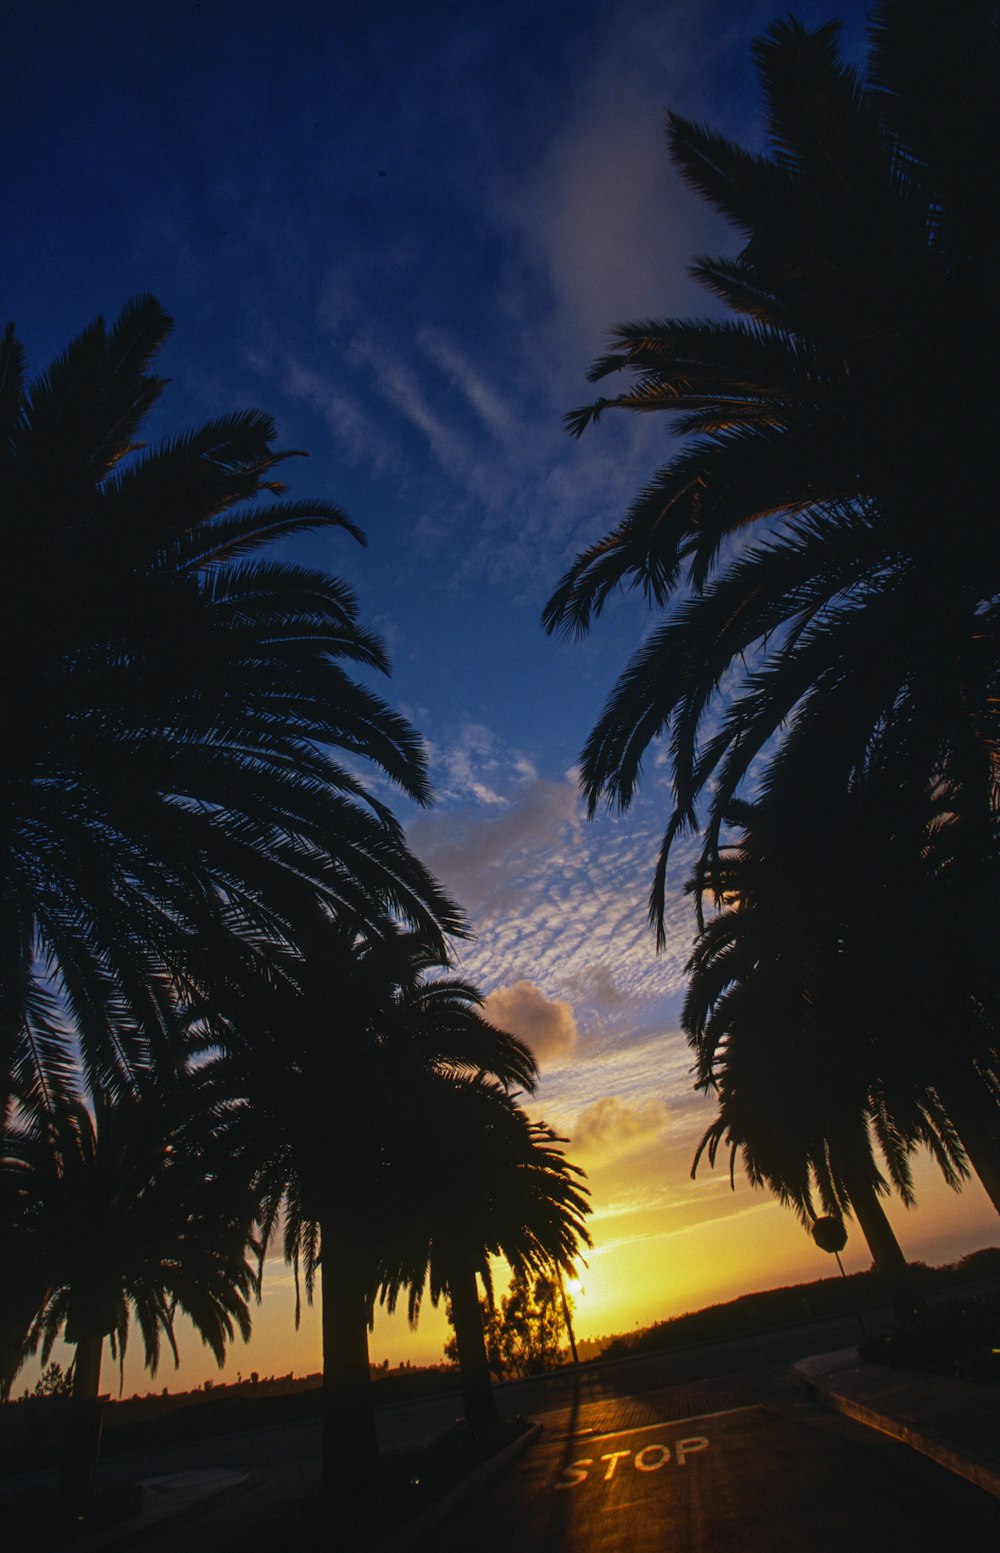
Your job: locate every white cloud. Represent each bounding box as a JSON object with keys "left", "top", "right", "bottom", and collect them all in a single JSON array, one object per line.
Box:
[
  {"left": 491, "top": 4, "right": 732, "bottom": 361},
  {"left": 424, "top": 722, "right": 533, "bottom": 808},
  {"left": 409, "top": 760, "right": 697, "bottom": 1026}
]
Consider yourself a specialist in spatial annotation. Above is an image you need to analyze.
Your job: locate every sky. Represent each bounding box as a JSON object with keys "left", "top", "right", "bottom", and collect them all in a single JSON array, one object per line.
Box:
[{"left": 5, "top": 0, "right": 997, "bottom": 1395}]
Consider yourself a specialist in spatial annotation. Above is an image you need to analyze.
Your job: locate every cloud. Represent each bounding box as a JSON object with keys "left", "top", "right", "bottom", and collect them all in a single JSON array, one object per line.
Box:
[
  {"left": 571, "top": 1095, "right": 669, "bottom": 1161},
  {"left": 562, "top": 963, "right": 634, "bottom": 1014},
  {"left": 424, "top": 723, "right": 535, "bottom": 808},
  {"left": 408, "top": 770, "right": 581, "bottom": 922},
  {"left": 418, "top": 326, "right": 518, "bottom": 443},
  {"left": 484, "top": 980, "right": 579, "bottom": 1068},
  {"left": 280, "top": 357, "right": 398, "bottom": 475},
  {"left": 409, "top": 760, "right": 696, "bottom": 1029},
  {"left": 348, "top": 334, "right": 474, "bottom": 483},
  {"left": 491, "top": 4, "right": 731, "bottom": 359}
]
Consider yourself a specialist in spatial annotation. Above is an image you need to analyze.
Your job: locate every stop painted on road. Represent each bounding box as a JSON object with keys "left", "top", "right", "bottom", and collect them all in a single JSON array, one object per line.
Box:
[{"left": 555, "top": 1427, "right": 710, "bottom": 1490}]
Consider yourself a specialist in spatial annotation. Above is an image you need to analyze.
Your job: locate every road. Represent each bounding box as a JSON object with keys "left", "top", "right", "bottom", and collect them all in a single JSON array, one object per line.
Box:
[
  {"left": 32, "top": 1315, "right": 1000, "bottom": 1551},
  {"left": 432, "top": 1369, "right": 999, "bottom": 1553},
  {"left": 84, "top": 1314, "right": 877, "bottom": 1487}
]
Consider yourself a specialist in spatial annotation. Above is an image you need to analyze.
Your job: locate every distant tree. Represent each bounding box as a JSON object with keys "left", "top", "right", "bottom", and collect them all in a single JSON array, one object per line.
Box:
[
  {"left": 30, "top": 1361, "right": 72, "bottom": 1400},
  {"left": 490, "top": 1272, "right": 570, "bottom": 1378},
  {"left": 444, "top": 1270, "right": 572, "bottom": 1380}
]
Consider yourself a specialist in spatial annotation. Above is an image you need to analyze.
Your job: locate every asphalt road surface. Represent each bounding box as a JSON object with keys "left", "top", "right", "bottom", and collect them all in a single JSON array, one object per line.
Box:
[
  {"left": 22, "top": 1316, "right": 998, "bottom": 1552},
  {"left": 431, "top": 1355, "right": 1000, "bottom": 1553}
]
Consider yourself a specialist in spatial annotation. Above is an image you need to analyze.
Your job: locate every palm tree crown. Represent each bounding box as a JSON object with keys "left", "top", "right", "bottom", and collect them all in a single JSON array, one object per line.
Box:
[
  {"left": 205, "top": 918, "right": 539, "bottom": 1485},
  {"left": 681, "top": 789, "right": 969, "bottom": 1324},
  {"left": 544, "top": 2, "right": 1000, "bottom": 934},
  {"left": 377, "top": 1071, "right": 590, "bottom": 1436},
  {"left": 379, "top": 1073, "right": 591, "bottom": 1323},
  {"left": 1, "top": 297, "right": 460, "bottom": 1111},
  {"left": 1, "top": 1074, "right": 257, "bottom": 1402}
]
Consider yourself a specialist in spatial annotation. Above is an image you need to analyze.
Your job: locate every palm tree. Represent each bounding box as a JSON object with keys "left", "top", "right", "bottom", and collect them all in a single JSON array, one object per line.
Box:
[
  {"left": 378, "top": 1075, "right": 591, "bottom": 1437},
  {"left": 682, "top": 791, "right": 977, "bottom": 1325},
  {"left": 727, "top": 718, "right": 1000, "bottom": 1216},
  {"left": 806, "top": 763, "right": 1000, "bottom": 1216},
  {"left": 543, "top": 2, "right": 1000, "bottom": 933},
  {"left": 1, "top": 1071, "right": 258, "bottom": 1499},
  {"left": 210, "top": 919, "right": 537, "bottom": 1495},
  {"left": 0, "top": 297, "right": 460, "bottom": 1114}
]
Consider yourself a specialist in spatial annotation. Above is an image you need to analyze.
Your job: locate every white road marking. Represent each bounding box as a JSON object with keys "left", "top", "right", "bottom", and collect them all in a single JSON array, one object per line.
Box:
[
  {"left": 600, "top": 1450, "right": 632, "bottom": 1480},
  {"left": 634, "top": 1444, "right": 671, "bottom": 1472},
  {"left": 555, "top": 1433, "right": 713, "bottom": 1490},
  {"left": 560, "top": 1404, "right": 754, "bottom": 1447}
]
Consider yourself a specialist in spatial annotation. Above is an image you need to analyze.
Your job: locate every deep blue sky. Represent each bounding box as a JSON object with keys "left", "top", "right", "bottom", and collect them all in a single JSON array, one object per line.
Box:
[
  {"left": 15, "top": 2, "right": 988, "bottom": 1383},
  {"left": 3, "top": 0, "right": 869, "bottom": 774}
]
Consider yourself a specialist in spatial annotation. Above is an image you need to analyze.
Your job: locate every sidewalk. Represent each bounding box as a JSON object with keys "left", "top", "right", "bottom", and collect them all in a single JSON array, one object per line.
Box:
[{"left": 794, "top": 1348, "right": 1000, "bottom": 1498}]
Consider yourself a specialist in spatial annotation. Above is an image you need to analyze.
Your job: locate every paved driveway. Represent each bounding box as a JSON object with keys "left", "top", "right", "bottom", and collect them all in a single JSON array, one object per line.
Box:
[{"left": 430, "top": 1378, "right": 1000, "bottom": 1553}]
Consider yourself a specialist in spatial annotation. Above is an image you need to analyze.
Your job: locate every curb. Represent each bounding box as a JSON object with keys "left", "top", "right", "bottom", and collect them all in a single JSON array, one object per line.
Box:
[
  {"left": 793, "top": 1364, "right": 1000, "bottom": 1501},
  {"left": 374, "top": 1421, "right": 543, "bottom": 1553},
  {"left": 72, "top": 1469, "right": 266, "bottom": 1552}
]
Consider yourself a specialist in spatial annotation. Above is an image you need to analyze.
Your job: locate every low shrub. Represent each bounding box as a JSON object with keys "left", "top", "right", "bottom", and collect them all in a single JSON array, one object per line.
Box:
[{"left": 859, "top": 1291, "right": 1000, "bottom": 1382}]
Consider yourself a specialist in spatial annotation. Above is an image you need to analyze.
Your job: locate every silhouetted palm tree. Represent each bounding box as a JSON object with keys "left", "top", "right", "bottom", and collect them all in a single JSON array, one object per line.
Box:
[
  {"left": 544, "top": 2, "right": 1000, "bottom": 933},
  {"left": 682, "top": 792, "right": 977, "bottom": 1324},
  {"left": 1, "top": 1073, "right": 257, "bottom": 1498},
  {"left": 0, "top": 297, "right": 460, "bottom": 1112},
  {"left": 790, "top": 758, "right": 1000, "bottom": 1216},
  {"left": 210, "top": 919, "right": 536, "bottom": 1494},
  {"left": 378, "top": 1075, "right": 591, "bottom": 1436}
]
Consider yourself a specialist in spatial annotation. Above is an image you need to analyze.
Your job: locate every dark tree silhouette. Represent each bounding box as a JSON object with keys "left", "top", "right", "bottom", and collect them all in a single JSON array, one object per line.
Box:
[
  {"left": 1, "top": 1072, "right": 258, "bottom": 1499},
  {"left": 544, "top": 2, "right": 1000, "bottom": 934},
  {"left": 469, "top": 1268, "right": 576, "bottom": 1380},
  {"left": 0, "top": 298, "right": 460, "bottom": 1113},
  {"left": 210, "top": 919, "right": 537, "bottom": 1496},
  {"left": 379, "top": 1076, "right": 591, "bottom": 1436},
  {"left": 681, "top": 788, "right": 991, "bottom": 1324}
]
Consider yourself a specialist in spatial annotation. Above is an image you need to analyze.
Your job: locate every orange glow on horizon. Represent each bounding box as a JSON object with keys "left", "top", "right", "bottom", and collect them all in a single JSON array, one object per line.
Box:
[{"left": 15, "top": 1151, "right": 998, "bottom": 1400}]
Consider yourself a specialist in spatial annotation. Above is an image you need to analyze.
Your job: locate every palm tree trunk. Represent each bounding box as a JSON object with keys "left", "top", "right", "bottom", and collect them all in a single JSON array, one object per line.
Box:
[
  {"left": 448, "top": 1265, "right": 499, "bottom": 1439},
  {"left": 556, "top": 1268, "right": 580, "bottom": 1365},
  {"left": 935, "top": 1069, "right": 1000, "bottom": 1217},
  {"left": 60, "top": 1333, "right": 103, "bottom": 1502},
  {"left": 841, "top": 1165, "right": 923, "bottom": 1328},
  {"left": 319, "top": 1216, "right": 378, "bottom": 1500}
]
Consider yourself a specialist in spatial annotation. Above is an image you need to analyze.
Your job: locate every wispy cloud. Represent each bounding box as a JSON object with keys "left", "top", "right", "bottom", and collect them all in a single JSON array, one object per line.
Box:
[
  {"left": 423, "top": 723, "right": 534, "bottom": 807},
  {"left": 280, "top": 357, "right": 399, "bottom": 476},
  {"left": 418, "top": 326, "right": 519, "bottom": 443},
  {"left": 347, "top": 334, "right": 475, "bottom": 484},
  {"left": 409, "top": 750, "right": 696, "bottom": 1020}
]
